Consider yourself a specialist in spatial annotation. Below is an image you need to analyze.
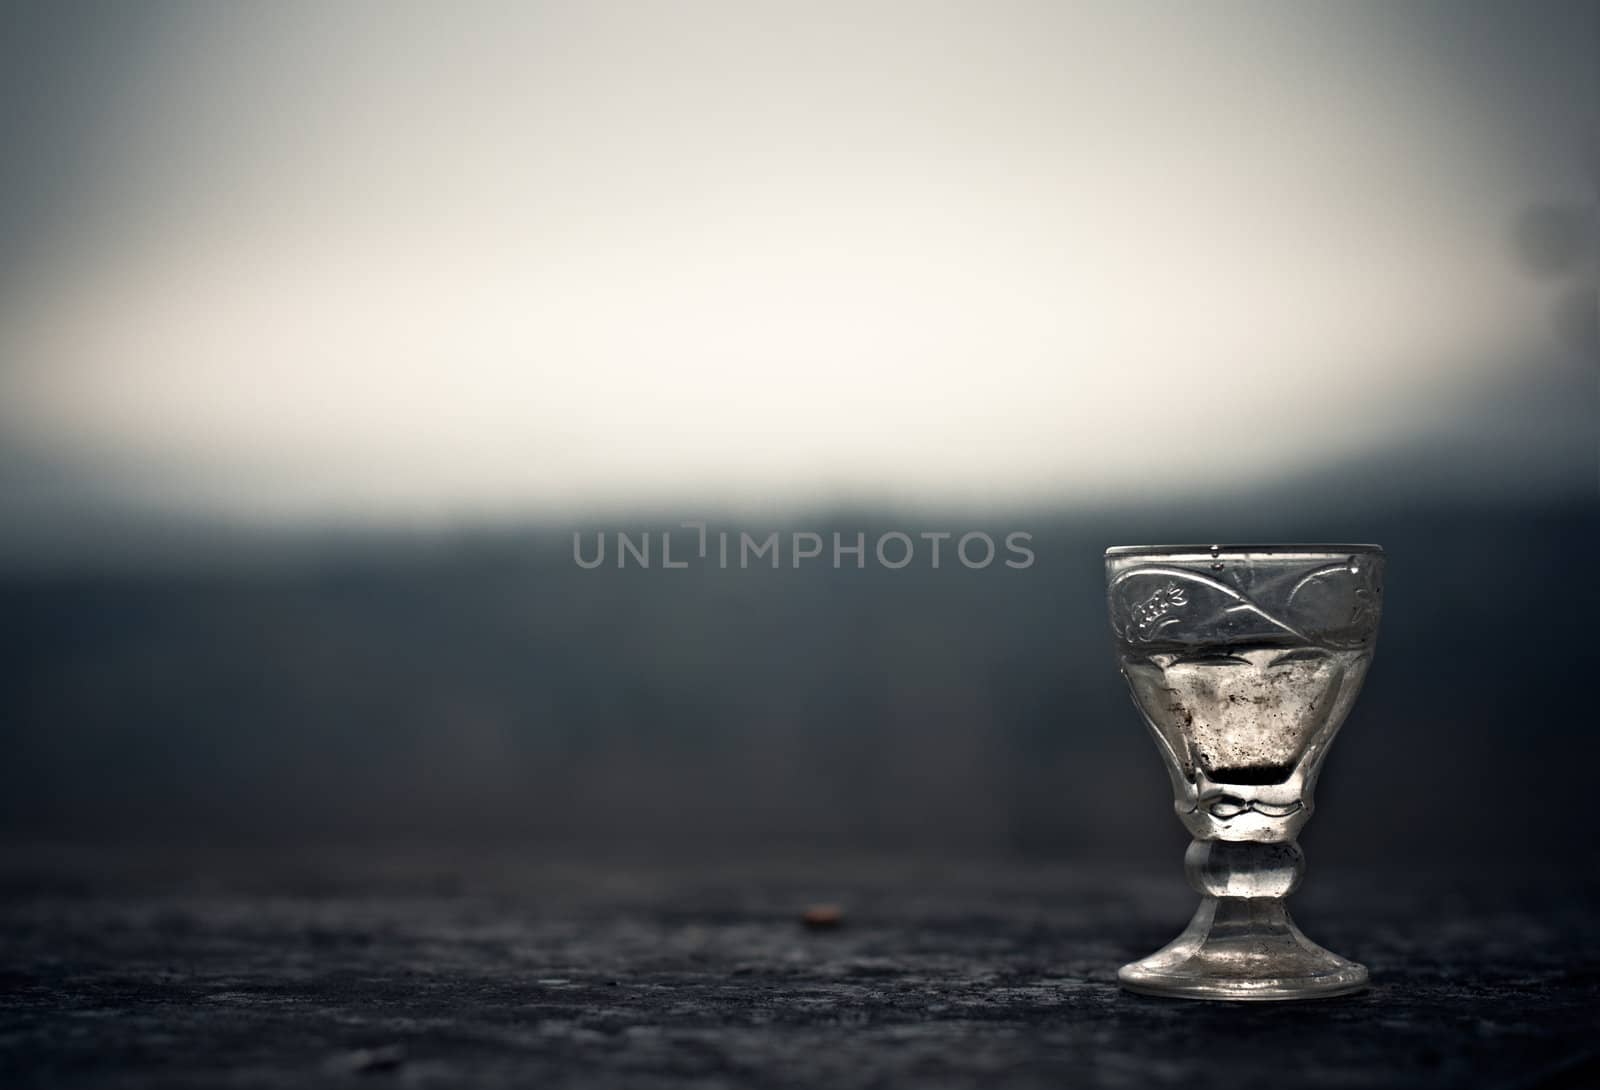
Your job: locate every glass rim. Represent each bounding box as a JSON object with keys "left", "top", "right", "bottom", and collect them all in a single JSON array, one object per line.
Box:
[{"left": 1105, "top": 543, "right": 1384, "bottom": 558}]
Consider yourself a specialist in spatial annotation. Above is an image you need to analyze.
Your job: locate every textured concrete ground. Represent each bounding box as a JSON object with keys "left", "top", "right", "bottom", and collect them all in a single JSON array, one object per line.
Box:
[{"left": 1, "top": 853, "right": 1595, "bottom": 1089}]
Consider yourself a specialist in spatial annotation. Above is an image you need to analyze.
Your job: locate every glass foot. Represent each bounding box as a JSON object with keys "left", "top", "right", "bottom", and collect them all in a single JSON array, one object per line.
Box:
[{"left": 1119, "top": 895, "right": 1368, "bottom": 1001}]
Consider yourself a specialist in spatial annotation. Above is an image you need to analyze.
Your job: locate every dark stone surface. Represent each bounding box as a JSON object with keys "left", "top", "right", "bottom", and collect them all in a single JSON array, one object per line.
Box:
[{"left": 1, "top": 852, "right": 1596, "bottom": 1089}]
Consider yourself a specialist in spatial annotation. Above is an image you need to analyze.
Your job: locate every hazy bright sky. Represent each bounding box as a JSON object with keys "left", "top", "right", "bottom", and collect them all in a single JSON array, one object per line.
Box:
[{"left": 0, "top": 1, "right": 1592, "bottom": 521}]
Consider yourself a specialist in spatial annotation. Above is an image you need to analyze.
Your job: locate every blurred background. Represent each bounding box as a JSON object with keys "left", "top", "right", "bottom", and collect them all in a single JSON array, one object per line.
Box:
[{"left": 0, "top": 0, "right": 1593, "bottom": 871}]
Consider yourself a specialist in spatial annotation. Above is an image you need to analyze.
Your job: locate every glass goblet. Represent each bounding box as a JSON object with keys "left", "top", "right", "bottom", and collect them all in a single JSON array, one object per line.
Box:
[{"left": 1106, "top": 544, "right": 1383, "bottom": 1000}]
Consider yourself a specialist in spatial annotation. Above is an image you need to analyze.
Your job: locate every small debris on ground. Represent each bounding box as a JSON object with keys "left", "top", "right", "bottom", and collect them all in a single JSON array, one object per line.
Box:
[{"left": 802, "top": 904, "right": 843, "bottom": 930}]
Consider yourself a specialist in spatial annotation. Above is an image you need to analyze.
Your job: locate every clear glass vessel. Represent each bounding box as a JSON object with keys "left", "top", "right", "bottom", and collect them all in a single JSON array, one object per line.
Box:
[{"left": 1105, "top": 544, "right": 1384, "bottom": 1001}]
